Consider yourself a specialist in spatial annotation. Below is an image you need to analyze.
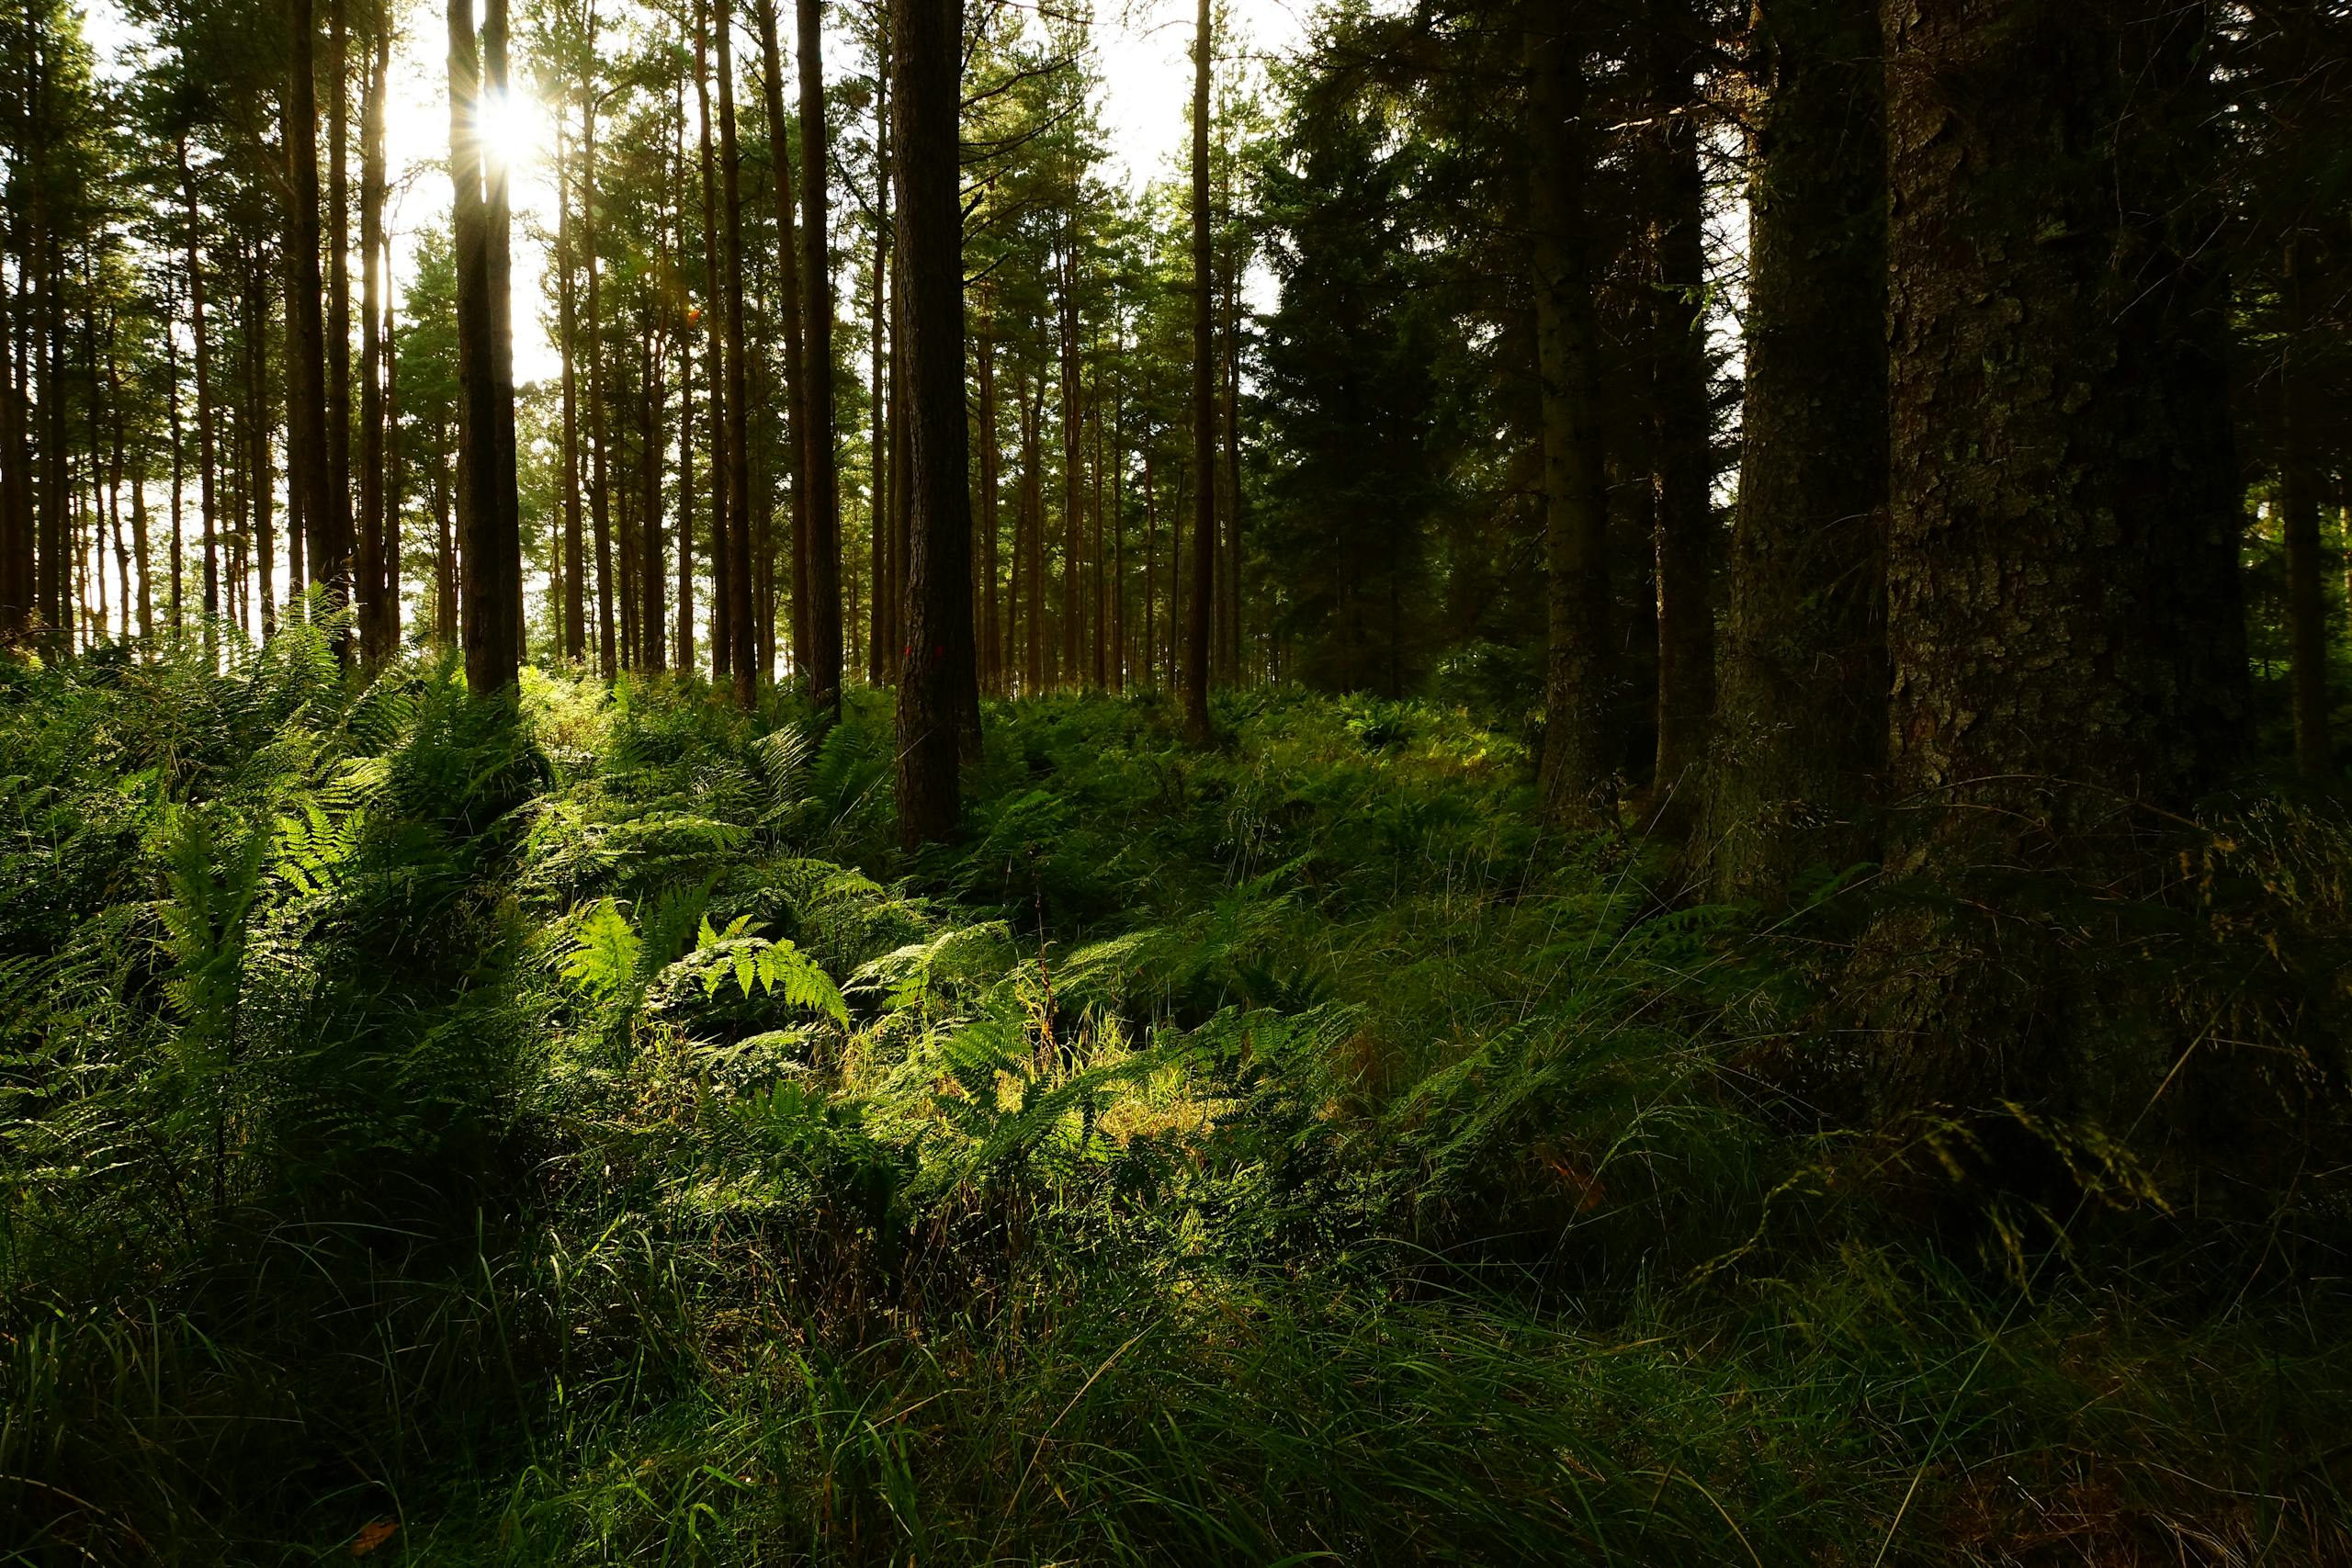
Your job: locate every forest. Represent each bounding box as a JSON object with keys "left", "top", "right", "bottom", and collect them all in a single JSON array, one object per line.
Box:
[{"left": 3, "top": 0, "right": 2352, "bottom": 1560}]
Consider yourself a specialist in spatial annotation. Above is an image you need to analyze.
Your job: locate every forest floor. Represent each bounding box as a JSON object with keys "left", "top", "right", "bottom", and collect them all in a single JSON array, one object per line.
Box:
[{"left": 4, "top": 634, "right": 2349, "bottom": 1564}]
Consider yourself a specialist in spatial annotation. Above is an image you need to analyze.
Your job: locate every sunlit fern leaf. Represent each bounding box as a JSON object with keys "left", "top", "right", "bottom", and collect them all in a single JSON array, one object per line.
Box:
[
  {"left": 561, "top": 897, "right": 642, "bottom": 999},
  {"left": 678, "top": 915, "right": 851, "bottom": 1026}
]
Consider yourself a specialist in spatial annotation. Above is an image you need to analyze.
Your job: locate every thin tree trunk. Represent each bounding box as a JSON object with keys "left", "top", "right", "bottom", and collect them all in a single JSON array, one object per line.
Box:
[
  {"left": 382, "top": 263, "right": 401, "bottom": 649},
  {"left": 1528, "top": 17, "right": 1615, "bottom": 821},
  {"left": 181, "top": 139, "right": 219, "bottom": 652},
  {"left": 287, "top": 0, "right": 338, "bottom": 641},
  {"left": 244, "top": 267, "right": 276, "bottom": 638},
  {"left": 2280, "top": 233, "right": 2334, "bottom": 779},
  {"left": 977, "top": 317, "right": 1001, "bottom": 694},
  {"left": 797, "top": 0, "right": 844, "bottom": 711},
  {"left": 868, "top": 36, "right": 893, "bottom": 687},
  {"left": 1644, "top": 0, "right": 1714, "bottom": 822},
  {"left": 716, "top": 0, "right": 756, "bottom": 707},
  {"left": 167, "top": 274, "right": 184, "bottom": 637},
  {"left": 328, "top": 0, "right": 354, "bottom": 630},
  {"left": 756, "top": 0, "right": 813, "bottom": 680},
  {"left": 554, "top": 118, "right": 582, "bottom": 660},
  {"left": 639, "top": 324, "right": 666, "bottom": 671},
  {"left": 694, "top": 3, "right": 730, "bottom": 682},
  {"left": 1182, "top": 0, "right": 1215, "bottom": 740},
  {"left": 586, "top": 81, "right": 616, "bottom": 676},
  {"left": 357, "top": 5, "right": 390, "bottom": 661},
  {"left": 1022, "top": 370, "right": 1045, "bottom": 694}
]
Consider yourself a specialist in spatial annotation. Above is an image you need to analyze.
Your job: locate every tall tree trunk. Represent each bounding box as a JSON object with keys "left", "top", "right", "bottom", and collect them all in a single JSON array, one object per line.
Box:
[
  {"left": 244, "top": 267, "right": 276, "bottom": 638},
  {"left": 287, "top": 0, "right": 338, "bottom": 640},
  {"left": 756, "top": 0, "right": 814, "bottom": 680},
  {"left": 977, "top": 315, "right": 1001, "bottom": 694},
  {"left": 678, "top": 276, "right": 697, "bottom": 671},
  {"left": 357, "top": 5, "right": 390, "bottom": 662},
  {"left": 167, "top": 275, "right": 184, "bottom": 637},
  {"left": 435, "top": 421, "right": 456, "bottom": 644},
  {"left": 557, "top": 114, "right": 585, "bottom": 660},
  {"left": 1528, "top": 17, "right": 1615, "bottom": 821},
  {"left": 1022, "top": 371, "right": 1046, "bottom": 694},
  {"left": 1182, "top": 0, "right": 1215, "bottom": 740},
  {"left": 448, "top": 0, "right": 520, "bottom": 695},
  {"left": 327, "top": 0, "right": 354, "bottom": 629},
  {"left": 181, "top": 140, "right": 220, "bottom": 651},
  {"left": 1058, "top": 242, "right": 1082, "bottom": 685},
  {"left": 890, "top": 0, "right": 972, "bottom": 844},
  {"left": 1143, "top": 441, "right": 1155, "bottom": 691},
  {"left": 586, "top": 85, "right": 616, "bottom": 676},
  {"left": 1221, "top": 256, "right": 1241, "bottom": 683},
  {"left": 694, "top": 2, "right": 730, "bottom": 682},
  {"left": 796, "top": 0, "right": 844, "bottom": 711},
  {"left": 1865, "top": 0, "right": 2249, "bottom": 1111},
  {"left": 868, "top": 35, "right": 894, "bottom": 687},
  {"left": 639, "top": 327, "right": 666, "bottom": 671},
  {"left": 382, "top": 264, "right": 401, "bottom": 649},
  {"left": 484, "top": 0, "right": 522, "bottom": 667},
  {"left": 1705, "top": 0, "right": 1887, "bottom": 898},
  {"left": 716, "top": 0, "right": 756, "bottom": 707},
  {"left": 1111, "top": 373, "right": 1125, "bottom": 693},
  {"left": 1643, "top": 0, "right": 1714, "bottom": 823},
  {"left": 2280, "top": 233, "right": 2334, "bottom": 780}
]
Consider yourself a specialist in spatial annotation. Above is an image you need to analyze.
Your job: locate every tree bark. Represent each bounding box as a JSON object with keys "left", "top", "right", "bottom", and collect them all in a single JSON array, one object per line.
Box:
[
  {"left": 1645, "top": 0, "right": 1714, "bottom": 823},
  {"left": 797, "top": 0, "right": 844, "bottom": 712},
  {"left": 1705, "top": 0, "right": 1887, "bottom": 898},
  {"left": 868, "top": 35, "right": 894, "bottom": 688},
  {"left": 2280, "top": 233, "right": 2334, "bottom": 780},
  {"left": 357, "top": 4, "right": 391, "bottom": 662},
  {"left": 287, "top": 0, "right": 337, "bottom": 639},
  {"left": 694, "top": 6, "right": 731, "bottom": 682},
  {"left": 1182, "top": 0, "right": 1215, "bottom": 740},
  {"left": 557, "top": 111, "right": 586, "bottom": 660},
  {"left": 1866, "top": 0, "right": 2250, "bottom": 1110},
  {"left": 1529, "top": 17, "right": 1615, "bottom": 820},
  {"left": 586, "top": 82, "right": 616, "bottom": 676},
  {"left": 327, "top": 0, "right": 354, "bottom": 631},
  {"left": 716, "top": 0, "right": 756, "bottom": 706},
  {"left": 756, "top": 0, "right": 813, "bottom": 680},
  {"left": 449, "top": 0, "right": 520, "bottom": 695},
  {"left": 890, "top": 0, "right": 973, "bottom": 844},
  {"left": 977, "top": 313, "right": 1001, "bottom": 694}
]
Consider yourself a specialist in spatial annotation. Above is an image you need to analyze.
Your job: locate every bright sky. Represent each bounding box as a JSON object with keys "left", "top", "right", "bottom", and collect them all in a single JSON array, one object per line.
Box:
[
  {"left": 289, "top": 0, "right": 1313, "bottom": 383},
  {"left": 82, "top": 0, "right": 1311, "bottom": 382}
]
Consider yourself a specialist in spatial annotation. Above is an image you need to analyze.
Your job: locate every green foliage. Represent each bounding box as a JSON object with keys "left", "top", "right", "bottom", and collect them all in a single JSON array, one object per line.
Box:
[{"left": 2, "top": 656, "right": 2348, "bottom": 1562}]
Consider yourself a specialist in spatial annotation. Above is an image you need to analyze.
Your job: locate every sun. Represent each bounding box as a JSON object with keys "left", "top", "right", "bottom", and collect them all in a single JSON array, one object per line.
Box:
[{"left": 473, "top": 83, "right": 545, "bottom": 174}]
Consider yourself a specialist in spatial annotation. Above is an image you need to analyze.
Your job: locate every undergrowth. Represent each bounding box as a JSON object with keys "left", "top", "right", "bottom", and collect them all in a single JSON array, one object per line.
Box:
[{"left": 3, "top": 636, "right": 2347, "bottom": 1563}]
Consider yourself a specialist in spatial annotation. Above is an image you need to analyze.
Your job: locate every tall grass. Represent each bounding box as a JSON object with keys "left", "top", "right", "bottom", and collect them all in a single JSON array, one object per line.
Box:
[{"left": 2, "top": 649, "right": 2347, "bottom": 1563}]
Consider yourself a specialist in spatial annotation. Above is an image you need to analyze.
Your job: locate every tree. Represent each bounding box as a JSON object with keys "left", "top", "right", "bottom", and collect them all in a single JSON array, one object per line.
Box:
[
  {"left": 1703, "top": 0, "right": 1887, "bottom": 897},
  {"left": 890, "top": 0, "right": 972, "bottom": 845},
  {"left": 797, "top": 0, "right": 843, "bottom": 711},
  {"left": 286, "top": 0, "right": 336, "bottom": 631},
  {"left": 1528, "top": 14, "right": 1614, "bottom": 822},
  {"left": 715, "top": 0, "right": 755, "bottom": 705},
  {"left": 1865, "top": 0, "right": 2249, "bottom": 1110},
  {"left": 1182, "top": 0, "right": 1214, "bottom": 741},
  {"left": 449, "top": 0, "right": 521, "bottom": 695}
]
